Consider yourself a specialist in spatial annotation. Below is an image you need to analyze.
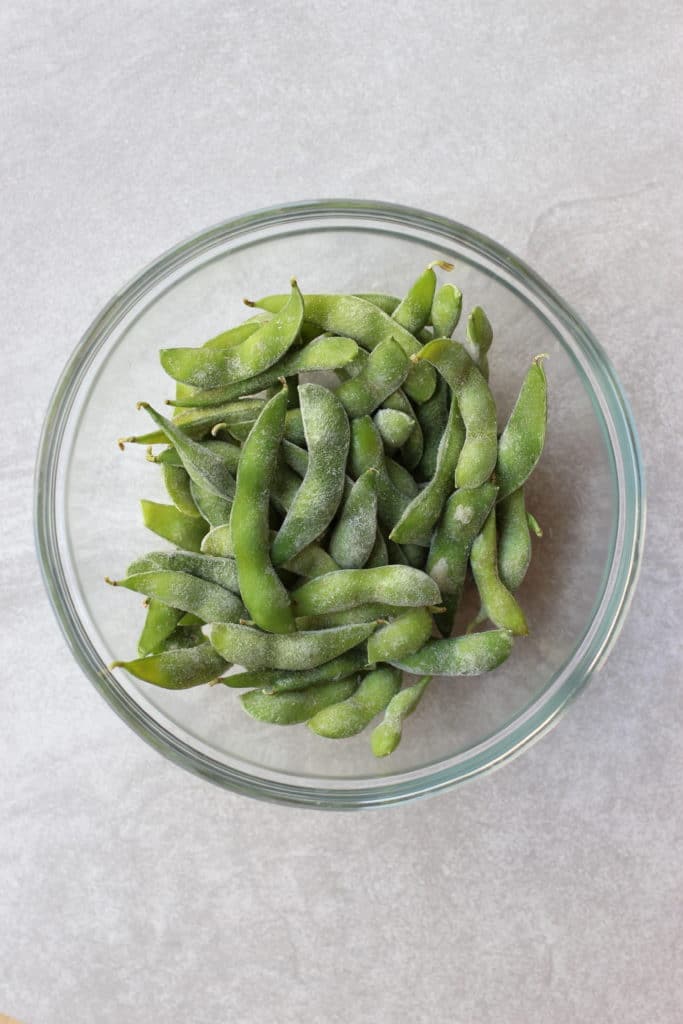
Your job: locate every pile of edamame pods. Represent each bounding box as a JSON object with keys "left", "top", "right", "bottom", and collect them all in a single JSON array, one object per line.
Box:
[{"left": 110, "top": 262, "right": 548, "bottom": 757}]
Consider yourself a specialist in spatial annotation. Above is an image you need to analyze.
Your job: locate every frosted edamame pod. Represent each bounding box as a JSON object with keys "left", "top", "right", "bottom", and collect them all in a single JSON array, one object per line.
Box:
[
  {"left": 427, "top": 483, "right": 498, "bottom": 609},
  {"left": 202, "top": 317, "right": 270, "bottom": 350},
  {"left": 353, "top": 293, "right": 400, "bottom": 315},
  {"left": 308, "top": 666, "right": 401, "bottom": 739},
  {"left": 496, "top": 356, "right": 548, "bottom": 500},
  {"left": 111, "top": 643, "right": 228, "bottom": 689},
  {"left": 282, "top": 543, "right": 340, "bottom": 578},
  {"left": 385, "top": 456, "right": 419, "bottom": 498},
  {"left": 328, "top": 469, "right": 379, "bottom": 569},
  {"left": 107, "top": 570, "right": 244, "bottom": 624},
  {"left": 390, "top": 392, "right": 466, "bottom": 544},
  {"left": 161, "top": 462, "right": 200, "bottom": 518},
  {"left": 281, "top": 440, "right": 309, "bottom": 478},
  {"left": 295, "top": 603, "right": 401, "bottom": 630},
  {"left": 392, "top": 261, "right": 454, "bottom": 335},
  {"left": 249, "top": 292, "right": 436, "bottom": 402},
  {"left": 366, "top": 607, "right": 433, "bottom": 664},
  {"left": 224, "top": 647, "right": 368, "bottom": 692},
  {"left": 137, "top": 600, "right": 185, "bottom": 657},
  {"left": 469, "top": 509, "right": 529, "bottom": 635},
  {"left": 270, "top": 463, "right": 304, "bottom": 515},
  {"left": 365, "top": 529, "right": 388, "bottom": 567},
  {"left": 140, "top": 500, "right": 208, "bottom": 551},
  {"left": 271, "top": 383, "right": 350, "bottom": 566},
  {"left": 126, "top": 549, "right": 240, "bottom": 595},
  {"left": 334, "top": 337, "right": 410, "bottom": 417},
  {"left": 156, "top": 624, "right": 205, "bottom": 651},
  {"left": 241, "top": 677, "right": 360, "bottom": 726},
  {"left": 388, "top": 629, "right": 513, "bottom": 676},
  {"left": 210, "top": 621, "right": 377, "bottom": 671},
  {"left": 200, "top": 523, "right": 232, "bottom": 557},
  {"left": 497, "top": 487, "right": 532, "bottom": 592},
  {"left": 348, "top": 416, "right": 411, "bottom": 530},
  {"left": 373, "top": 409, "right": 415, "bottom": 450},
  {"left": 167, "top": 335, "right": 359, "bottom": 408},
  {"left": 431, "top": 283, "right": 462, "bottom": 338},
  {"left": 189, "top": 479, "right": 233, "bottom": 526},
  {"left": 463, "top": 306, "right": 493, "bottom": 380},
  {"left": 291, "top": 566, "right": 441, "bottom": 616},
  {"left": 160, "top": 280, "right": 304, "bottom": 388},
  {"left": 138, "top": 404, "right": 236, "bottom": 499},
  {"left": 415, "top": 339, "right": 497, "bottom": 488},
  {"left": 415, "top": 377, "right": 449, "bottom": 481},
  {"left": 371, "top": 676, "right": 431, "bottom": 757},
  {"left": 119, "top": 399, "right": 265, "bottom": 447},
  {"left": 381, "top": 389, "right": 423, "bottom": 470},
  {"left": 231, "top": 387, "right": 296, "bottom": 634}
]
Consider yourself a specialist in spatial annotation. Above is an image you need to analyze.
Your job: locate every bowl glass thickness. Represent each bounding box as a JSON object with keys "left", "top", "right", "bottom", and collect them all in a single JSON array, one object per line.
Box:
[{"left": 35, "top": 200, "right": 644, "bottom": 809}]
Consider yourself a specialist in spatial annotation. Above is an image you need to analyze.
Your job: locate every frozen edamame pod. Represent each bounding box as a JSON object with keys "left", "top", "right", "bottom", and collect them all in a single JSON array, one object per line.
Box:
[
  {"left": 112, "top": 643, "right": 228, "bottom": 689},
  {"left": 140, "top": 500, "right": 208, "bottom": 552},
  {"left": 137, "top": 600, "right": 185, "bottom": 657},
  {"left": 373, "top": 409, "right": 416, "bottom": 450},
  {"left": 161, "top": 463, "right": 200, "bottom": 518},
  {"left": 370, "top": 676, "right": 431, "bottom": 757},
  {"left": 119, "top": 398, "right": 265, "bottom": 447},
  {"left": 426, "top": 483, "right": 498, "bottom": 608},
  {"left": 497, "top": 487, "right": 532, "bottom": 591},
  {"left": 469, "top": 509, "right": 529, "bottom": 635},
  {"left": 138, "top": 403, "right": 236, "bottom": 499},
  {"left": 291, "top": 566, "right": 441, "bottom": 616},
  {"left": 126, "top": 549, "right": 240, "bottom": 595},
  {"left": 307, "top": 666, "right": 401, "bottom": 739},
  {"left": 224, "top": 647, "right": 368, "bottom": 692},
  {"left": 210, "top": 621, "right": 377, "bottom": 671},
  {"left": 241, "top": 677, "right": 360, "bottom": 726},
  {"left": 328, "top": 469, "right": 379, "bottom": 569},
  {"left": 106, "top": 570, "right": 244, "bottom": 624},
  {"left": 463, "top": 306, "right": 493, "bottom": 380},
  {"left": 496, "top": 356, "right": 548, "bottom": 500},
  {"left": 366, "top": 607, "right": 433, "bottom": 664},
  {"left": 334, "top": 337, "right": 410, "bottom": 417},
  {"left": 431, "top": 283, "right": 462, "bottom": 338},
  {"left": 388, "top": 629, "right": 513, "bottom": 676}
]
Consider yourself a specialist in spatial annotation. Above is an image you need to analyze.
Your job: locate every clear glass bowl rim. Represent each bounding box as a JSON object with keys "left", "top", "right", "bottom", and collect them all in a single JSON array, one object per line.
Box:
[{"left": 34, "top": 198, "right": 646, "bottom": 810}]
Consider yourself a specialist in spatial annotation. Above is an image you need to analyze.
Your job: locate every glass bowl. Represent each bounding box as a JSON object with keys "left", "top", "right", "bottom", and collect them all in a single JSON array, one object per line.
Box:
[{"left": 34, "top": 200, "right": 645, "bottom": 809}]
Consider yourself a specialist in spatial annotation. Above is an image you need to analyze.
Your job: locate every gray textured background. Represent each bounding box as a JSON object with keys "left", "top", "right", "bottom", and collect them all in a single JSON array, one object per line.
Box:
[{"left": 2, "top": 2, "right": 682, "bottom": 1022}]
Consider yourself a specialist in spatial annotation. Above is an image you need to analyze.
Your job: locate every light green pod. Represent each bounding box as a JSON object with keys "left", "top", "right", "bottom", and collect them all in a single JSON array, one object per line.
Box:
[
  {"left": 366, "top": 607, "right": 433, "bottom": 664},
  {"left": 189, "top": 479, "right": 233, "bottom": 527},
  {"left": 335, "top": 337, "right": 410, "bottom": 417},
  {"left": 308, "top": 666, "right": 401, "bottom": 738},
  {"left": 353, "top": 293, "right": 400, "bottom": 315},
  {"left": 496, "top": 356, "right": 548, "bottom": 500},
  {"left": 291, "top": 566, "right": 441, "bottom": 616},
  {"left": 140, "top": 500, "right": 208, "bottom": 552},
  {"left": 497, "top": 487, "right": 533, "bottom": 591},
  {"left": 426, "top": 483, "right": 498, "bottom": 603},
  {"left": 241, "top": 677, "right": 359, "bottom": 726},
  {"left": 271, "top": 383, "right": 350, "bottom": 566},
  {"left": 202, "top": 318, "right": 270, "bottom": 351},
  {"left": 388, "top": 629, "right": 514, "bottom": 676},
  {"left": 270, "top": 463, "right": 304, "bottom": 515},
  {"left": 107, "top": 570, "right": 244, "bottom": 624},
  {"left": 161, "top": 463, "right": 200, "bottom": 518},
  {"left": 231, "top": 388, "right": 296, "bottom": 634},
  {"left": 210, "top": 621, "right": 377, "bottom": 671},
  {"left": 295, "top": 603, "right": 401, "bottom": 630},
  {"left": 373, "top": 409, "right": 415, "bottom": 450},
  {"left": 392, "top": 262, "right": 453, "bottom": 335},
  {"left": 250, "top": 292, "right": 436, "bottom": 403},
  {"left": 200, "top": 523, "right": 232, "bottom": 557},
  {"left": 282, "top": 543, "right": 340, "bottom": 578},
  {"left": 126, "top": 549, "right": 240, "bottom": 595},
  {"left": 139, "top": 404, "right": 236, "bottom": 499},
  {"left": 365, "top": 529, "right": 389, "bottom": 567},
  {"left": 151, "top": 439, "right": 241, "bottom": 474},
  {"left": 118, "top": 398, "right": 265, "bottom": 447},
  {"left": 390, "top": 393, "right": 466, "bottom": 544},
  {"left": 168, "top": 334, "right": 359, "bottom": 408},
  {"left": 381, "top": 389, "right": 423, "bottom": 470},
  {"left": 328, "top": 469, "right": 379, "bottom": 569},
  {"left": 111, "top": 643, "right": 228, "bottom": 689},
  {"left": 385, "top": 456, "right": 419, "bottom": 498},
  {"left": 469, "top": 509, "right": 529, "bottom": 635},
  {"left": 415, "top": 376, "right": 449, "bottom": 481},
  {"left": 281, "top": 440, "right": 309, "bottom": 478},
  {"left": 371, "top": 676, "right": 431, "bottom": 757},
  {"left": 137, "top": 600, "right": 185, "bottom": 657},
  {"left": 464, "top": 306, "right": 494, "bottom": 380},
  {"left": 160, "top": 280, "right": 304, "bottom": 388},
  {"left": 431, "top": 283, "right": 462, "bottom": 338},
  {"left": 416, "top": 339, "right": 498, "bottom": 488},
  {"left": 156, "top": 624, "right": 205, "bottom": 651},
  {"left": 224, "top": 647, "right": 368, "bottom": 692}
]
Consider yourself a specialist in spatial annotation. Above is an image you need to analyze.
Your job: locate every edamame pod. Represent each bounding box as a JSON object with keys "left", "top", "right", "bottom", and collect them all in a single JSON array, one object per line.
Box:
[
  {"left": 349, "top": 416, "right": 411, "bottom": 530},
  {"left": 366, "top": 607, "right": 433, "bottom": 664},
  {"left": 370, "top": 676, "right": 431, "bottom": 757},
  {"left": 112, "top": 643, "right": 228, "bottom": 689},
  {"left": 161, "top": 280, "right": 304, "bottom": 388},
  {"left": 295, "top": 603, "right": 401, "bottom": 630},
  {"left": 139, "top": 403, "right": 236, "bottom": 499},
  {"left": 241, "top": 677, "right": 359, "bottom": 725},
  {"left": 107, "top": 570, "right": 244, "bottom": 624},
  {"left": 291, "top": 566, "right": 441, "bottom": 616},
  {"left": 210, "top": 621, "right": 377, "bottom": 670},
  {"left": 224, "top": 647, "right": 368, "bottom": 692},
  {"left": 373, "top": 409, "right": 415, "bottom": 450},
  {"left": 161, "top": 463, "right": 200, "bottom": 518},
  {"left": 328, "top": 469, "right": 379, "bottom": 569},
  {"left": 469, "top": 509, "right": 529, "bottom": 635},
  {"left": 189, "top": 479, "right": 233, "bottom": 526},
  {"left": 464, "top": 306, "right": 493, "bottom": 380},
  {"left": 126, "top": 549, "right": 240, "bottom": 595},
  {"left": 381, "top": 389, "right": 423, "bottom": 470},
  {"left": 308, "top": 666, "right": 401, "bottom": 739},
  {"left": 334, "top": 337, "right": 410, "bottom": 417},
  {"left": 431, "top": 283, "right": 462, "bottom": 338},
  {"left": 119, "top": 398, "right": 265, "bottom": 447},
  {"left": 392, "top": 261, "right": 453, "bottom": 334},
  {"left": 140, "top": 500, "right": 208, "bottom": 552},
  {"left": 415, "top": 377, "right": 449, "bottom": 481},
  {"left": 426, "top": 484, "right": 498, "bottom": 608},
  {"left": 388, "top": 629, "right": 513, "bottom": 676},
  {"left": 496, "top": 356, "right": 548, "bottom": 500},
  {"left": 137, "top": 600, "right": 185, "bottom": 657},
  {"left": 497, "top": 487, "right": 532, "bottom": 591},
  {"left": 415, "top": 339, "right": 498, "bottom": 488}
]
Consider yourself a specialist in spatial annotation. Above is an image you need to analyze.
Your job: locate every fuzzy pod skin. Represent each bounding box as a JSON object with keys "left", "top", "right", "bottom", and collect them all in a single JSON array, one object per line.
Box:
[
  {"left": 189, "top": 479, "right": 233, "bottom": 527},
  {"left": 295, "top": 604, "right": 402, "bottom": 630},
  {"left": 495, "top": 356, "right": 548, "bottom": 501},
  {"left": 431, "top": 283, "right": 462, "bottom": 338},
  {"left": 307, "top": 666, "right": 402, "bottom": 739},
  {"left": 426, "top": 483, "right": 499, "bottom": 606},
  {"left": 224, "top": 647, "right": 368, "bottom": 693},
  {"left": 469, "top": 509, "right": 529, "bottom": 636},
  {"left": 335, "top": 337, "right": 411, "bottom": 417},
  {"left": 328, "top": 469, "right": 379, "bottom": 569},
  {"left": 366, "top": 607, "right": 434, "bottom": 665},
  {"left": 209, "top": 621, "right": 378, "bottom": 671},
  {"left": 241, "top": 677, "right": 360, "bottom": 726},
  {"left": 381, "top": 389, "right": 423, "bottom": 470},
  {"left": 108, "top": 570, "right": 244, "bottom": 624},
  {"left": 348, "top": 416, "right": 411, "bottom": 531},
  {"left": 139, "top": 404, "right": 236, "bottom": 499},
  {"left": 371, "top": 675, "right": 431, "bottom": 757},
  {"left": 372, "top": 409, "right": 415, "bottom": 450},
  {"left": 112, "top": 643, "right": 228, "bottom": 689},
  {"left": 119, "top": 398, "right": 266, "bottom": 447},
  {"left": 127, "top": 549, "right": 240, "bottom": 595},
  {"left": 140, "top": 500, "right": 208, "bottom": 552},
  {"left": 497, "top": 487, "right": 532, "bottom": 591},
  {"left": 463, "top": 306, "right": 494, "bottom": 380},
  {"left": 415, "top": 377, "right": 449, "bottom": 481},
  {"left": 388, "top": 629, "right": 514, "bottom": 676},
  {"left": 291, "top": 566, "right": 441, "bottom": 617}
]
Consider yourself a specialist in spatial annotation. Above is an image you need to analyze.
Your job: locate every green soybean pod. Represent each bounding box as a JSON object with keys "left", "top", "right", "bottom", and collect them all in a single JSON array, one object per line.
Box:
[
  {"left": 388, "top": 629, "right": 514, "bottom": 676},
  {"left": 111, "top": 643, "right": 228, "bottom": 689},
  {"left": 415, "top": 339, "right": 497, "bottom": 488},
  {"left": 365, "top": 529, "right": 389, "bottom": 567},
  {"left": 282, "top": 543, "right": 340, "bottom": 578},
  {"left": 497, "top": 487, "right": 532, "bottom": 592},
  {"left": 427, "top": 483, "right": 498, "bottom": 606},
  {"left": 160, "top": 280, "right": 304, "bottom": 388},
  {"left": 200, "top": 523, "right": 232, "bottom": 557},
  {"left": 389, "top": 393, "right": 466, "bottom": 545},
  {"left": 156, "top": 623, "right": 205, "bottom": 651},
  {"left": 231, "top": 387, "right": 296, "bottom": 634},
  {"left": 224, "top": 647, "right": 368, "bottom": 692},
  {"left": 373, "top": 409, "right": 415, "bottom": 450},
  {"left": 291, "top": 566, "right": 441, "bottom": 616},
  {"left": 161, "top": 463, "right": 201, "bottom": 518},
  {"left": 126, "top": 549, "right": 240, "bottom": 595},
  {"left": 366, "top": 607, "right": 433, "bottom": 664},
  {"left": 415, "top": 377, "right": 449, "bottom": 481},
  {"left": 107, "top": 570, "right": 244, "bottom": 624},
  {"left": 202, "top": 317, "right": 270, "bottom": 351},
  {"left": 334, "top": 337, "right": 410, "bottom": 417},
  {"left": 431, "top": 283, "right": 463, "bottom": 338},
  {"left": 349, "top": 415, "right": 405, "bottom": 531},
  {"left": 464, "top": 306, "right": 494, "bottom": 380},
  {"left": 189, "top": 479, "right": 233, "bottom": 527},
  {"left": 308, "top": 666, "right": 401, "bottom": 738},
  {"left": 210, "top": 621, "right": 377, "bottom": 671},
  {"left": 138, "top": 404, "right": 236, "bottom": 499},
  {"left": 241, "top": 677, "right": 360, "bottom": 726},
  {"left": 328, "top": 469, "right": 379, "bottom": 569},
  {"left": 137, "top": 600, "right": 185, "bottom": 657},
  {"left": 385, "top": 457, "right": 419, "bottom": 498},
  {"left": 271, "top": 383, "right": 350, "bottom": 566},
  {"left": 381, "top": 389, "right": 423, "bottom": 470},
  {"left": 496, "top": 356, "right": 548, "bottom": 501},
  {"left": 295, "top": 604, "right": 400, "bottom": 630},
  {"left": 249, "top": 293, "right": 436, "bottom": 403},
  {"left": 353, "top": 293, "right": 400, "bottom": 315},
  {"left": 392, "top": 261, "right": 454, "bottom": 335},
  {"left": 118, "top": 398, "right": 266, "bottom": 447},
  {"left": 281, "top": 440, "right": 309, "bottom": 478},
  {"left": 469, "top": 509, "right": 529, "bottom": 635},
  {"left": 270, "top": 463, "right": 304, "bottom": 515},
  {"left": 140, "top": 500, "right": 208, "bottom": 552},
  {"left": 371, "top": 676, "right": 431, "bottom": 757}
]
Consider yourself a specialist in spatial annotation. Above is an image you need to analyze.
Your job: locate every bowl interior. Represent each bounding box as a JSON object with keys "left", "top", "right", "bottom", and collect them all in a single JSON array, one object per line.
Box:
[{"left": 39, "top": 205, "right": 639, "bottom": 804}]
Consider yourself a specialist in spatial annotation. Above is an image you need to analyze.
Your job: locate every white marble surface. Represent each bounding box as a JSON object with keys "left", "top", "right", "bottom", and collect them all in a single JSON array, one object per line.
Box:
[{"left": 2, "top": 2, "right": 682, "bottom": 1021}]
